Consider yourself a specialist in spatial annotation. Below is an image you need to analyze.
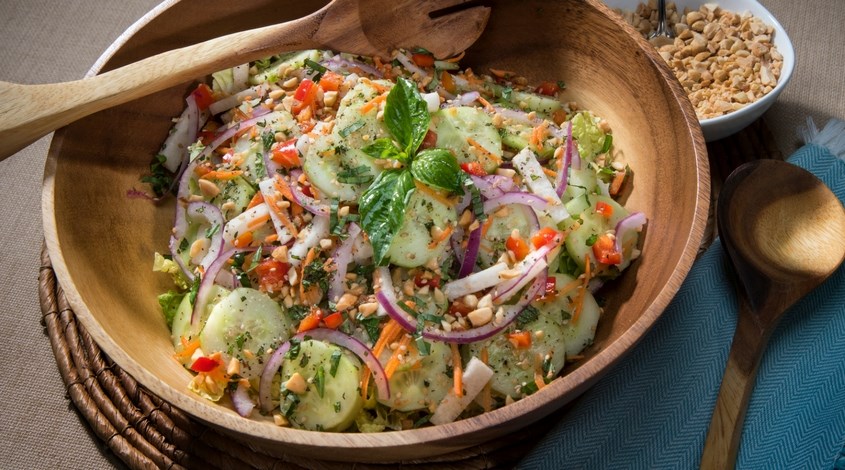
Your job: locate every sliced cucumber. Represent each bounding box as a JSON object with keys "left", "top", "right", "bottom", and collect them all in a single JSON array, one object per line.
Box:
[
  {"left": 334, "top": 79, "right": 392, "bottom": 150},
  {"left": 302, "top": 134, "right": 382, "bottom": 202},
  {"left": 562, "top": 167, "right": 599, "bottom": 203},
  {"left": 385, "top": 190, "right": 456, "bottom": 268},
  {"left": 377, "top": 340, "right": 452, "bottom": 412},
  {"left": 250, "top": 50, "right": 322, "bottom": 85},
  {"left": 432, "top": 107, "right": 502, "bottom": 174},
  {"left": 477, "top": 204, "right": 534, "bottom": 268},
  {"left": 280, "top": 339, "right": 364, "bottom": 431},
  {"left": 474, "top": 81, "right": 562, "bottom": 115},
  {"left": 559, "top": 275, "right": 601, "bottom": 358},
  {"left": 465, "top": 287, "right": 568, "bottom": 398},
  {"left": 211, "top": 175, "right": 256, "bottom": 221},
  {"left": 171, "top": 285, "right": 229, "bottom": 346},
  {"left": 564, "top": 194, "right": 631, "bottom": 270},
  {"left": 200, "top": 287, "right": 294, "bottom": 379}
]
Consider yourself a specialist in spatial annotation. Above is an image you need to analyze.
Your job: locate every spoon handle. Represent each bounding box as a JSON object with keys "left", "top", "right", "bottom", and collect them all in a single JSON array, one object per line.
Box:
[
  {"left": 700, "top": 300, "right": 772, "bottom": 470},
  {"left": 0, "top": 12, "right": 325, "bottom": 161}
]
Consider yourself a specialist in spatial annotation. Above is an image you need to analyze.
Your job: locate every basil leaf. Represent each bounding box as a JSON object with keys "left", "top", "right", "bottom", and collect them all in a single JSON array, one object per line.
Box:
[
  {"left": 362, "top": 138, "right": 405, "bottom": 161},
  {"left": 410, "top": 149, "right": 464, "bottom": 194},
  {"left": 384, "top": 77, "right": 430, "bottom": 156},
  {"left": 358, "top": 169, "right": 416, "bottom": 265}
]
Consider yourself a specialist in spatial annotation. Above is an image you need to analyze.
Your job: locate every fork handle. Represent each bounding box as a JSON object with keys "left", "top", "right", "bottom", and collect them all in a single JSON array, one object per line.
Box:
[
  {"left": 700, "top": 301, "right": 772, "bottom": 470},
  {"left": 0, "top": 11, "right": 325, "bottom": 161}
]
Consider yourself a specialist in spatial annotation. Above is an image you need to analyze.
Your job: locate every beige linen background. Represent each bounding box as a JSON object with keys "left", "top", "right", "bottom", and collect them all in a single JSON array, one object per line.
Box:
[{"left": 0, "top": 1, "right": 842, "bottom": 468}]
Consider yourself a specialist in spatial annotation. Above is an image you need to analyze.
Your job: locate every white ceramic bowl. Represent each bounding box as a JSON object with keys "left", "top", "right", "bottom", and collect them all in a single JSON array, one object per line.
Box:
[{"left": 604, "top": 0, "right": 795, "bottom": 141}]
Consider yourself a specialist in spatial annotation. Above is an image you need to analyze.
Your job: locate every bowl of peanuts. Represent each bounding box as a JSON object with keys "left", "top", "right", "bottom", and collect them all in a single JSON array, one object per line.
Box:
[{"left": 605, "top": 0, "right": 795, "bottom": 141}]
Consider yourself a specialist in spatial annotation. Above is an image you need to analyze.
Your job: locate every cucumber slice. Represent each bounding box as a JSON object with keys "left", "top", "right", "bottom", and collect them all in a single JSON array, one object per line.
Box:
[
  {"left": 559, "top": 275, "right": 601, "bottom": 358},
  {"left": 465, "top": 289, "right": 567, "bottom": 398},
  {"left": 564, "top": 194, "right": 632, "bottom": 270},
  {"left": 477, "top": 204, "right": 534, "bottom": 268},
  {"left": 250, "top": 50, "right": 322, "bottom": 85},
  {"left": 281, "top": 339, "right": 364, "bottom": 431},
  {"left": 302, "top": 80, "right": 390, "bottom": 202},
  {"left": 474, "top": 81, "right": 562, "bottom": 115},
  {"left": 432, "top": 107, "right": 502, "bottom": 174},
  {"left": 562, "top": 168, "right": 599, "bottom": 203},
  {"left": 211, "top": 176, "right": 256, "bottom": 221},
  {"left": 385, "top": 190, "right": 457, "bottom": 268},
  {"left": 200, "top": 287, "right": 294, "bottom": 379},
  {"left": 302, "top": 135, "right": 382, "bottom": 202},
  {"left": 377, "top": 340, "right": 452, "bottom": 412},
  {"left": 171, "top": 285, "right": 229, "bottom": 346}
]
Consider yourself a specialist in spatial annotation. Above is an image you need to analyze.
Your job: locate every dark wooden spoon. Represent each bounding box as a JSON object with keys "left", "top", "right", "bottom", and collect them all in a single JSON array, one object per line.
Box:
[
  {"left": 701, "top": 159, "right": 845, "bottom": 469},
  {"left": 0, "top": 0, "right": 490, "bottom": 160}
]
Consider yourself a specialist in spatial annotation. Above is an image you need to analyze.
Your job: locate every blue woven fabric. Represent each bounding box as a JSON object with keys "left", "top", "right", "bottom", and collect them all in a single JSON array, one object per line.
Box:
[{"left": 518, "top": 142, "right": 845, "bottom": 469}]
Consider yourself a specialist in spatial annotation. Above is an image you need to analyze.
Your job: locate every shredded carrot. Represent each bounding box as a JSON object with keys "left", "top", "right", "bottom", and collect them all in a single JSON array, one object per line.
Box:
[
  {"left": 200, "top": 170, "right": 243, "bottom": 181},
  {"left": 558, "top": 278, "right": 582, "bottom": 297},
  {"left": 476, "top": 96, "right": 495, "bottom": 112},
  {"left": 451, "top": 343, "right": 463, "bottom": 398},
  {"left": 427, "top": 224, "right": 454, "bottom": 249},
  {"left": 444, "top": 51, "right": 466, "bottom": 63},
  {"left": 609, "top": 170, "right": 626, "bottom": 196},
  {"left": 414, "top": 180, "right": 456, "bottom": 207},
  {"left": 233, "top": 231, "right": 253, "bottom": 248},
  {"left": 360, "top": 93, "right": 388, "bottom": 114},
  {"left": 361, "top": 319, "right": 403, "bottom": 398},
  {"left": 263, "top": 192, "right": 299, "bottom": 237},
  {"left": 384, "top": 334, "right": 412, "bottom": 379},
  {"left": 263, "top": 233, "right": 279, "bottom": 244},
  {"left": 246, "top": 212, "right": 271, "bottom": 231},
  {"left": 246, "top": 192, "right": 264, "bottom": 210},
  {"left": 530, "top": 121, "right": 549, "bottom": 149},
  {"left": 272, "top": 175, "right": 296, "bottom": 202},
  {"left": 360, "top": 78, "right": 391, "bottom": 94},
  {"left": 543, "top": 167, "right": 557, "bottom": 179},
  {"left": 174, "top": 337, "right": 201, "bottom": 362},
  {"left": 466, "top": 137, "right": 502, "bottom": 166}
]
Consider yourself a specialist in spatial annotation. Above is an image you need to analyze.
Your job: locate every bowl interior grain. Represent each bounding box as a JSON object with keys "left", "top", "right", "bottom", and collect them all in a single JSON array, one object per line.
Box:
[{"left": 43, "top": 0, "right": 708, "bottom": 461}]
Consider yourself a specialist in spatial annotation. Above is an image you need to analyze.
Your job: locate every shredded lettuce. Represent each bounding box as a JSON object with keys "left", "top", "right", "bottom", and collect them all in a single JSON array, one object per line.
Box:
[
  {"left": 153, "top": 252, "right": 189, "bottom": 290},
  {"left": 211, "top": 69, "right": 236, "bottom": 97},
  {"left": 570, "top": 111, "right": 610, "bottom": 159},
  {"left": 157, "top": 291, "right": 185, "bottom": 328}
]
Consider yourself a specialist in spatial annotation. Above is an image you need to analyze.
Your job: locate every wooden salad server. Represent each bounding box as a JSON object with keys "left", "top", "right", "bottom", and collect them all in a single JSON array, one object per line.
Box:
[{"left": 0, "top": 0, "right": 490, "bottom": 160}]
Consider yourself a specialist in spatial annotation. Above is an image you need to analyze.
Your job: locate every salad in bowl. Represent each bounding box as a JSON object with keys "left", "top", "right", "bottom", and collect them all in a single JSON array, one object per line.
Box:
[{"left": 148, "top": 48, "right": 646, "bottom": 432}]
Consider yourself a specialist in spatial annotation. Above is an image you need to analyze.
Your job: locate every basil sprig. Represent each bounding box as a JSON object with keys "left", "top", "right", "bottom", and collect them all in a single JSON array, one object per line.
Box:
[{"left": 358, "top": 77, "right": 465, "bottom": 265}]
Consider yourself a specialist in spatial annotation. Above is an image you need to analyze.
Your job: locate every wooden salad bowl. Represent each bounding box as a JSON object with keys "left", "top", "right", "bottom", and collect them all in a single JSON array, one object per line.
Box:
[{"left": 42, "top": 0, "right": 708, "bottom": 462}]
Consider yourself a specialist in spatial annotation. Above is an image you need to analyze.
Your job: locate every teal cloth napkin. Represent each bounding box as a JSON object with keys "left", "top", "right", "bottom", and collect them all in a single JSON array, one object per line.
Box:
[{"left": 518, "top": 119, "right": 845, "bottom": 470}]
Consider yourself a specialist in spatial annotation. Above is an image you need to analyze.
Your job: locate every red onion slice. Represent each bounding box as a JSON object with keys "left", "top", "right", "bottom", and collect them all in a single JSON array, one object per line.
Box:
[
  {"left": 482, "top": 191, "right": 550, "bottom": 214},
  {"left": 444, "top": 262, "right": 509, "bottom": 300},
  {"left": 287, "top": 169, "right": 330, "bottom": 217},
  {"left": 230, "top": 381, "right": 255, "bottom": 418},
  {"left": 469, "top": 174, "right": 515, "bottom": 199},
  {"left": 196, "top": 111, "right": 287, "bottom": 162},
  {"left": 208, "top": 84, "right": 268, "bottom": 116},
  {"left": 512, "top": 148, "right": 570, "bottom": 224},
  {"left": 614, "top": 211, "right": 647, "bottom": 262},
  {"left": 258, "top": 328, "right": 390, "bottom": 413},
  {"left": 159, "top": 94, "right": 206, "bottom": 172},
  {"left": 442, "top": 91, "right": 480, "bottom": 108},
  {"left": 492, "top": 243, "right": 553, "bottom": 304},
  {"left": 457, "top": 227, "right": 482, "bottom": 278},
  {"left": 321, "top": 56, "right": 383, "bottom": 78},
  {"left": 376, "top": 272, "right": 546, "bottom": 344},
  {"left": 190, "top": 247, "right": 250, "bottom": 330},
  {"left": 328, "top": 223, "right": 361, "bottom": 303},
  {"left": 288, "top": 215, "right": 330, "bottom": 267},
  {"left": 393, "top": 51, "right": 428, "bottom": 80}
]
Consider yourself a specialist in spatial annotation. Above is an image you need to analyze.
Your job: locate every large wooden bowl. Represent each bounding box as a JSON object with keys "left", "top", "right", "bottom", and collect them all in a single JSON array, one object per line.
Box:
[{"left": 43, "top": 0, "right": 709, "bottom": 462}]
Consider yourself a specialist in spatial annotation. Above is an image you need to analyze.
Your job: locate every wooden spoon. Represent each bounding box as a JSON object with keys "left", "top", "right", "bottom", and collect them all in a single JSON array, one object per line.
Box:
[
  {"left": 0, "top": 0, "right": 489, "bottom": 160},
  {"left": 701, "top": 159, "right": 845, "bottom": 469}
]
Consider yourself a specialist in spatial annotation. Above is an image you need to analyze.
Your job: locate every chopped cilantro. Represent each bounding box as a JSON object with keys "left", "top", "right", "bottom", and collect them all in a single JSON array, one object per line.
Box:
[{"left": 516, "top": 305, "right": 541, "bottom": 329}]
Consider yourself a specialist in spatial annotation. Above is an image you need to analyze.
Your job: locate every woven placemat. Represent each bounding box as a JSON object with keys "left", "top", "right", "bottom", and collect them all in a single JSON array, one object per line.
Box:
[{"left": 38, "top": 119, "right": 781, "bottom": 469}]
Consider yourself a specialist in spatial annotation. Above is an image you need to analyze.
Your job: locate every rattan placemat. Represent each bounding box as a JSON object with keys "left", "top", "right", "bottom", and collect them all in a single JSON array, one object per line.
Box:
[{"left": 38, "top": 119, "right": 781, "bottom": 469}]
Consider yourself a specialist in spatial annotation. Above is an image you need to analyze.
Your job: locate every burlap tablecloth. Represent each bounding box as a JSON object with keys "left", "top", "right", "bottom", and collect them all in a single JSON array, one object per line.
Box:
[{"left": 0, "top": 1, "right": 842, "bottom": 468}]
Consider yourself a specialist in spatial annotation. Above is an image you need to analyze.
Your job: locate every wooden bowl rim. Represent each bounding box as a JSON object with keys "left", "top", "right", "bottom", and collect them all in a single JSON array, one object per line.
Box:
[{"left": 42, "top": 0, "right": 709, "bottom": 456}]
